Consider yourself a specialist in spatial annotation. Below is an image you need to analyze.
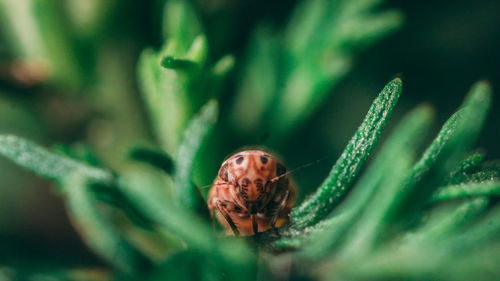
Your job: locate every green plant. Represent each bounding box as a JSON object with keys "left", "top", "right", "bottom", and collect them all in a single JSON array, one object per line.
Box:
[{"left": 1, "top": 0, "right": 499, "bottom": 281}]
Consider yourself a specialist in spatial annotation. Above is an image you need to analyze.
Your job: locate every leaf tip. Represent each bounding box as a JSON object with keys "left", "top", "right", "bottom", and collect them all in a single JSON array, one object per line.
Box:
[
  {"left": 462, "top": 80, "right": 492, "bottom": 110},
  {"left": 160, "top": 56, "right": 197, "bottom": 70},
  {"left": 392, "top": 77, "right": 403, "bottom": 85},
  {"left": 417, "top": 103, "right": 436, "bottom": 118}
]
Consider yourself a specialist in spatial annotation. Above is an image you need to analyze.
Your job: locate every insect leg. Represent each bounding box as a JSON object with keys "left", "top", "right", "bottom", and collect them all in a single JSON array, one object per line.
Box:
[
  {"left": 215, "top": 200, "right": 240, "bottom": 236},
  {"left": 270, "top": 189, "right": 290, "bottom": 234},
  {"left": 251, "top": 214, "right": 258, "bottom": 236}
]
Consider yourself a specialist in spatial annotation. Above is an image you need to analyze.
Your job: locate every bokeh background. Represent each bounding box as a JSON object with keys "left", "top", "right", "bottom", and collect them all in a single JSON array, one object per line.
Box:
[{"left": 0, "top": 0, "right": 499, "bottom": 269}]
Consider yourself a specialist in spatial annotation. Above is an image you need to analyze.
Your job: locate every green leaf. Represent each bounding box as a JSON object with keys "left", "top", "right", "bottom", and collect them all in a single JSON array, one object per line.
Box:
[
  {"left": 447, "top": 159, "right": 500, "bottom": 185},
  {"left": 161, "top": 56, "right": 198, "bottom": 70},
  {"left": 335, "top": 81, "right": 491, "bottom": 259},
  {"left": 431, "top": 181, "right": 500, "bottom": 202},
  {"left": 0, "top": 135, "right": 110, "bottom": 182},
  {"left": 291, "top": 78, "right": 402, "bottom": 227},
  {"left": 388, "top": 81, "right": 492, "bottom": 222},
  {"left": 0, "top": 135, "right": 147, "bottom": 273},
  {"left": 454, "top": 205, "right": 500, "bottom": 248},
  {"left": 446, "top": 152, "right": 485, "bottom": 185},
  {"left": 300, "top": 104, "right": 434, "bottom": 258},
  {"left": 162, "top": 0, "right": 202, "bottom": 50},
  {"left": 137, "top": 36, "right": 211, "bottom": 155},
  {"left": 174, "top": 100, "right": 218, "bottom": 212},
  {"left": 137, "top": 46, "right": 188, "bottom": 153},
  {"left": 232, "top": 0, "right": 403, "bottom": 137},
  {"left": 407, "top": 197, "right": 489, "bottom": 244},
  {"left": 116, "top": 169, "right": 256, "bottom": 272},
  {"left": 90, "top": 182, "right": 155, "bottom": 230},
  {"left": 212, "top": 54, "right": 235, "bottom": 77},
  {"left": 337, "top": 150, "right": 413, "bottom": 259},
  {"left": 0, "top": 0, "right": 45, "bottom": 59},
  {"left": 230, "top": 26, "right": 279, "bottom": 131},
  {"left": 272, "top": 0, "right": 403, "bottom": 137},
  {"left": 33, "top": 0, "right": 86, "bottom": 87},
  {"left": 62, "top": 173, "right": 149, "bottom": 274},
  {"left": 129, "top": 146, "right": 174, "bottom": 174}
]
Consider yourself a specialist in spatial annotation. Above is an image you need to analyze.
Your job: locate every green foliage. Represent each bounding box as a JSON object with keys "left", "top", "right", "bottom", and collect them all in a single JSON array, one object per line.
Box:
[
  {"left": 296, "top": 104, "right": 435, "bottom": 257},
  {"left": 291, "top": 78, "right": 402, "bottom": 227},
  {"left": 231, "top": 0, "right": 403, "bottom": 139},
  {"left": 0, "top": 0, "right": 499, "bottom": 280},
  {"left": 0, "top": 135, "right": 110, "bottom": 182},
  {"left": 431, "top": 181, "right": 500, "bottom": 202},
  {"left": 173, "top": 100, "right": 218, "bottom": 212},
  {"left": 0, "top": 136, "right": 143, "bottom": 274}
]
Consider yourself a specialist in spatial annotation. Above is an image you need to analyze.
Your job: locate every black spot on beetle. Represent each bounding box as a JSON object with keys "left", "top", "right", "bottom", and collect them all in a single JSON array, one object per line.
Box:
[
  {"left": 236, "top": 156, "right": 244, "bottom": 164},
  {"left": 260, "top": 155, "right": 268, "bottom": 164},
  {"left": 242, "top": 178, "right": 250, "bottom": 187},
  {"left": 254, "top": 179, "right": 264, "bottom": 190}
]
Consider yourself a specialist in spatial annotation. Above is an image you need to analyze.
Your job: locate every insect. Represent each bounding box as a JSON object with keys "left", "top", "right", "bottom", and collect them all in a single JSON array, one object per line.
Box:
[{"left": 207, "top": 150, "right": 296, "bottom": 236}]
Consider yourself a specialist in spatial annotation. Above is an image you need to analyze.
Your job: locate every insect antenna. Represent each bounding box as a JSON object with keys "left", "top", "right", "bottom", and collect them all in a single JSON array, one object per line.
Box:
[
  {"left": 270, "top": 157, "right": 325, "bottom": 183},
  {"left": 198, "top": 182, "right": 227, "bottom": 189}
]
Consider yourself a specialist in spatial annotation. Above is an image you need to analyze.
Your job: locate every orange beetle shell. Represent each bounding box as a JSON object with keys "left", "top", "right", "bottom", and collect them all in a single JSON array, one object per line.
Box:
[{"left": 207, "top": 150, "right": 296, "bottom": 236}]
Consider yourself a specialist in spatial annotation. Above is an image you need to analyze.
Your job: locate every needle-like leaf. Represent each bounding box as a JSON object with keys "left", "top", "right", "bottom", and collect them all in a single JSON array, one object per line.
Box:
[
  {"left": 300, "top": 104, "right": 433, "bottom": 257},
  {"left": 291, "top": 78, "right": 402, "bottom": 227},
  {"left": 174, "top": 99, "right": 218, "bottom": 212},
  {"left": 431, "top": 181, "right": 500, "bottom": 202},
  {"left": 0, "top": 135, "right": 147, "bottom": 273}
]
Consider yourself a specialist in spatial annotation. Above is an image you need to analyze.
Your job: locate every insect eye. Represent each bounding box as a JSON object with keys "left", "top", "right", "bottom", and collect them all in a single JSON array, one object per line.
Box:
[
  {"left": 260, "top": 155, "right": 268, "bottom": 164},
  {"left": 235, "top": 156, "right": 244, "bottom": 164},
  {"left": 219, "top": 163, "right": 229, "bottom": 182}
]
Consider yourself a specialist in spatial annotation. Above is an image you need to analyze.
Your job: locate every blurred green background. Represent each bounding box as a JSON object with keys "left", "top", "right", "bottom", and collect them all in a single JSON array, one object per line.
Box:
[{"left": 0, "top": 0, "right": 498, "bottom": 269}]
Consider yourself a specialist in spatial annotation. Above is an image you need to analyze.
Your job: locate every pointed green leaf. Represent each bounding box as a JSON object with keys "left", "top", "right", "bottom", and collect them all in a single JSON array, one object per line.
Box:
[
  {"left": 291, "top": 78, "right": 402, "bottom": 227},
  {"left": 300, "top": 104, "right": 434, "bottom": 257},
  {"left": 0, "top": 135, "right": 147, "bottom": 273},
  {"left": 129, "top": 146, "right": 174, "bottom": 174},
  {"left": 174, "top": 100, "right": 218, "bottom": 212},
  {"left": 212, "top": 54, "right": 235, "bottom": 77},
  {"left": 431, "top": 181, "right": 500, "bottom": 202},
  {"left": 263, "top": 0, "right": 403, "bottom": 137},
  {"left": 161, "top": 56, "right": 197, "bottom": 70},
  {"left": 388, "top": 81, "right": 492, "bottom": 221},
  {"left": 0, "top": 135, "right": 110, "bottom": 182},
  {"left": 446, "top": 152, "right": 485, "bottom": 185},
  {"left": 62, "top": 173, "right": 149, "bottom": 274},
  {"left": 162, "top": 0, "right": 202, "bottom": 50},
  {"left": 338, "top": 81, "right": 492, "bottom": 258},
  {"left": 116, "top": 169, "right": 256, "bottom": 272},
  {"left": 408, "top": 197, "right": 489, "bottom": 244}
]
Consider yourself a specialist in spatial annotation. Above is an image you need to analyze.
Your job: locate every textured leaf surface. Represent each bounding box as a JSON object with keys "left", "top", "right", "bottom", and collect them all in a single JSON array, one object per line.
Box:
[
  {"left": 300, "top": 104, "right": 434, "bottom": 257},
  {"left": 291, "top": 78, "right": 402, "bottom": 227},
  {"left": 387, "top": 81, "right": 492, "bottom": 221},
  {"left": 337, "top": 81, "right": 492, "bottom": 259},
  {"left": 0, "top": 135, "right": 145, "bottom": 273},
  {"left": 0, "top": 135, "right": 110, "bottom": 182}
]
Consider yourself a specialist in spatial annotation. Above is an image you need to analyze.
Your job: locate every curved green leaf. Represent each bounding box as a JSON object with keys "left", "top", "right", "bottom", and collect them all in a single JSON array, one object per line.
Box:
[
  {"left": 0, "top": 134, "right": 110, "bottom": 182},
  {"left": 174, "top": 99, "right": 218, "bottom": 212},
  {"left": 291, "top": 78, "right": 402, "bottom": 227},
  {"left": 300, "top": 104, "right": 434, "bottom": 258},
  {"left": 431, "top": 181, "right": 500, "bottom": 202}
]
